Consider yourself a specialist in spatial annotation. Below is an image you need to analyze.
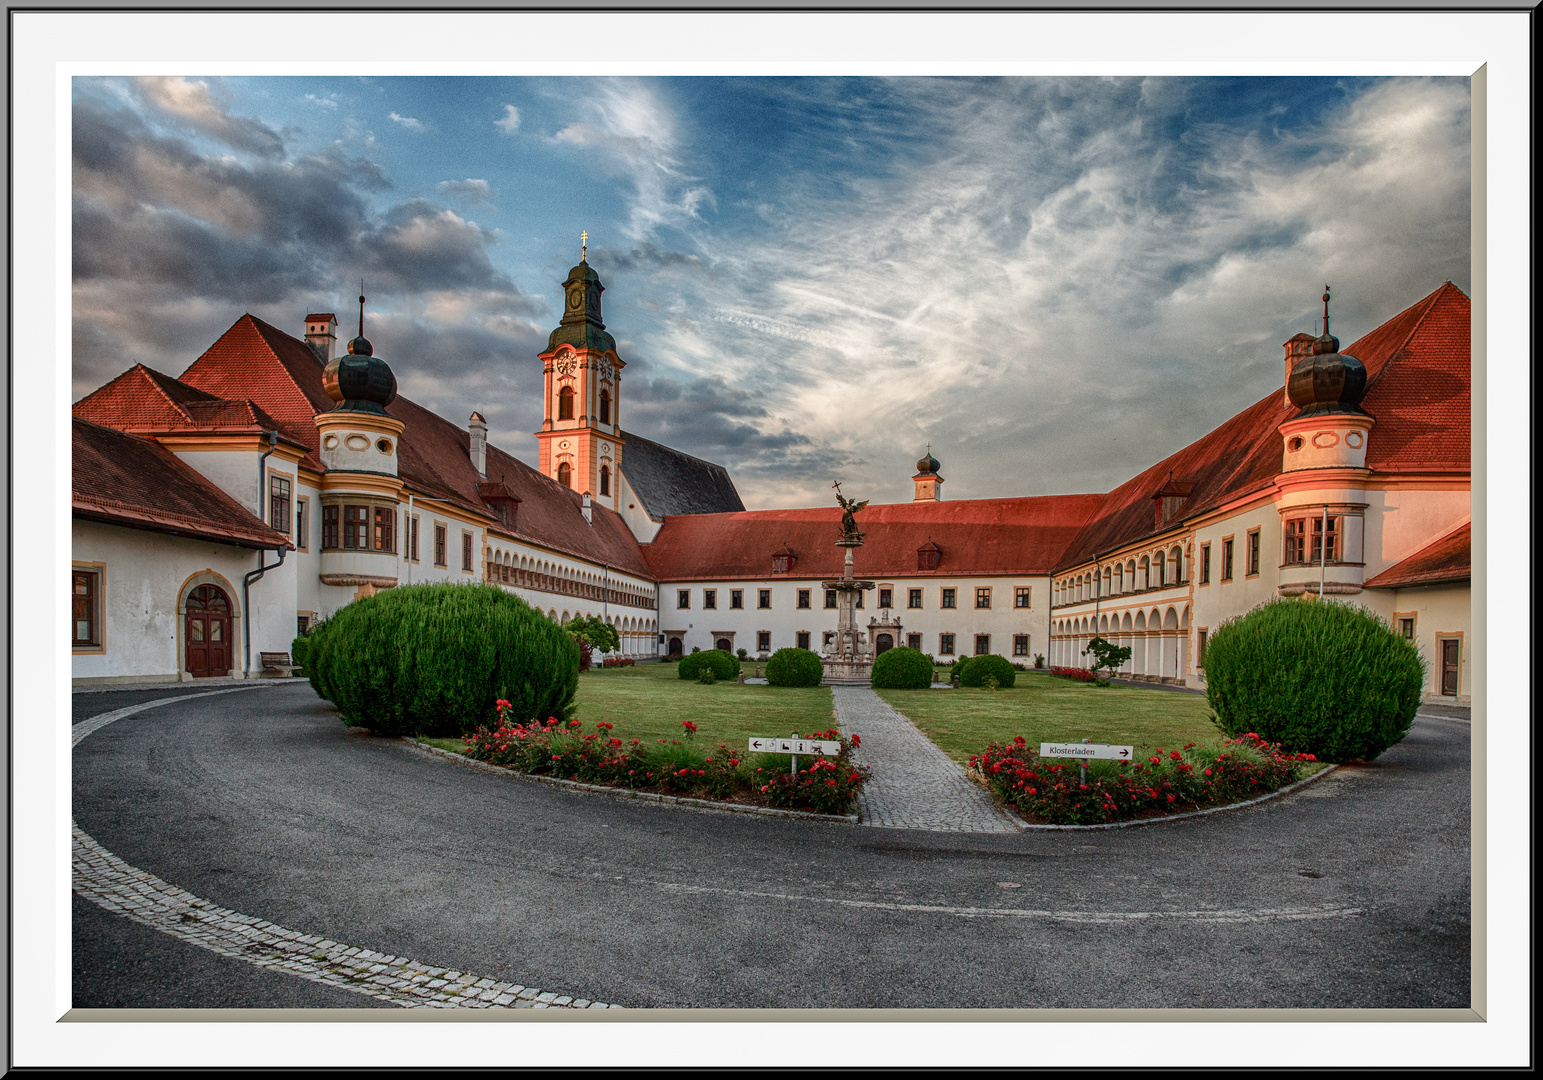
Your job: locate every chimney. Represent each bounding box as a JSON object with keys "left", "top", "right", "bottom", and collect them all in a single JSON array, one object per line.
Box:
[
  {"left": 1283, "top": 333, "right": 1317, "bottom": 407},
  {"left": 468, "top": 412, "right": 488, "bottom": 478},
  {"left": 581, "top": 491, "right": 593, "bottom": 527},
  {"left": 305, "top": 313, "right": 338, "bottom": 363}
]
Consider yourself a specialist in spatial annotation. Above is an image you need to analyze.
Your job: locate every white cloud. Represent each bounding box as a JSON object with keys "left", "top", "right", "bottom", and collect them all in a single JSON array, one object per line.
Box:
[
  {"left": 134, "top": 76, "right": 284, "bottom": 157},
  {"left": 389, "top": 111, "right": 426, "bottom": 132},
  {"left": 304, "top": 93, "right": 338, "bottom": 110},
  {"left": 494, "top": 104, "right": 520, "bottom": 134},
  {"left": 438, "top": 178, "right": 495, "bottom": 203}
]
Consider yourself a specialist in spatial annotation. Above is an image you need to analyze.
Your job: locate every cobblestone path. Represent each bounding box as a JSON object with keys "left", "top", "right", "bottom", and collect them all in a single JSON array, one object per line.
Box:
[
  {"left": 73, "top": 692, "right": 618, "bottom": 1009},
  {"left": 833, "top": 686, "right": 1021, "bottom": 833}
]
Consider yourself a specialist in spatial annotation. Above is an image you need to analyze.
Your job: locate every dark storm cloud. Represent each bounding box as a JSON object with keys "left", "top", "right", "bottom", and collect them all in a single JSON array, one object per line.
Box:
[
  {"left": 134, "top": 75, "right": 286, "bottom": 158},
  {"left": 596, "top": 242, "right": 706, "bottom": 274}
]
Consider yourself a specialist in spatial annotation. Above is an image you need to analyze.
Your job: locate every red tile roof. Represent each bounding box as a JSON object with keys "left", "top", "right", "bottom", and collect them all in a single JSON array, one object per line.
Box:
[
  {"left": 73, "top": 417, "right": 292, "bottom": 550},
  {"left": 1364, "top": 522, "right": 1470, "bottom": 589},
  {"left": 1053, "top": 283, "right": 1470, "bottom": 571},
  {"left": 90, "top": 314, "right": 653, "bottom": 578},
  {"left": 643, "top": 494, "right": 1106, "bottom": 581}
]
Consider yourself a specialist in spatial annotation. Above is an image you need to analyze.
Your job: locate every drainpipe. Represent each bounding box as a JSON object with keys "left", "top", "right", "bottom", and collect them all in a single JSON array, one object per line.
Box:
[
  {"left": 603, "top": 562, "right": 611, "bottom": 658},
  {"left": 1319, "top": 504, "right": 1329, "bottom": 599},
  {"left": 257, "top": 430, "right": 279, "bottom": 521},
  {"left": 243, "top": 545, "right": 287, "bottom": 677},
  {"left": 406, "top": 493, "right": 415, "bottom": 585}
]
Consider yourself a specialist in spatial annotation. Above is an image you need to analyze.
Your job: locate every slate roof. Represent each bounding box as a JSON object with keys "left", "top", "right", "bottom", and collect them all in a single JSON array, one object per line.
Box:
[
  {"left": 72, "top": 417, "right": 292, "bottom": 550},
  {"left": 642, "top": 495, "right": 1106, "bottom": 582},
  {"left": 1364, "top": 522, "right": 1471, "bottom": 589},
  {"left": 1052, "top": 282, "right": 1471, "bottom": 571},
  {"left": 77, "top": 314, "right": 653, "bottom": 578},
  {"left": 620, "top": 432, "right": 745, "bottom": 519}
]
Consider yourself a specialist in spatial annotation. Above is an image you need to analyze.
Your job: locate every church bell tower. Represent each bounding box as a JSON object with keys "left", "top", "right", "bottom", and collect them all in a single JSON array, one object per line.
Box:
[{"left": 535, "top": 232, "right": 626, "bottom": 511}]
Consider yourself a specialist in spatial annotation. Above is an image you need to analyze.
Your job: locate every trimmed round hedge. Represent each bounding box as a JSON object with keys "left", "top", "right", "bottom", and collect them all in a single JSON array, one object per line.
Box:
[
  {"left": 1203, "top": 597, "right": 1425, "bottom": 761},
  {"left": 678, "top": 648, "right": 740, "bottom": 682},
  {"left": 306, "top": 582, "right": 578, "bottom": 737},
  {"left": 766, "top": 647, "right": 824, "bottom": 687},
  {"left": 871, "top": 646, "right": 934, "bottom": 689},
  {"left": 956, "top": 654, "right": 1017, "bottom": 688}
]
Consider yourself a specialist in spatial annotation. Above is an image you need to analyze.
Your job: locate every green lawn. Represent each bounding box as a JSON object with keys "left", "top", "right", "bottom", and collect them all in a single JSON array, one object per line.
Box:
[
  {"left": 422, "top": 660, "right": 837, "bottom": 755},
  {"left": 876, "top": 671, "right": 1220, "bottom": 764}
]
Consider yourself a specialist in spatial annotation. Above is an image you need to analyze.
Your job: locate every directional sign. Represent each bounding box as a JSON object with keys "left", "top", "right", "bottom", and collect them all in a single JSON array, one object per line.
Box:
[
  {"left": 749, "top": 737, "right": 841, "bottom": 756},
  {"left": 1039, "top": 742, "right": 1134, "bottom": 761}
]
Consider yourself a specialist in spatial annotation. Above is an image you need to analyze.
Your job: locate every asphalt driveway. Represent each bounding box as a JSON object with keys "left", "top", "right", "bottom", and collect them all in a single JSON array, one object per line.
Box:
[{"left": 72, "top": 683, "right": 1470, "bottom": 1009}]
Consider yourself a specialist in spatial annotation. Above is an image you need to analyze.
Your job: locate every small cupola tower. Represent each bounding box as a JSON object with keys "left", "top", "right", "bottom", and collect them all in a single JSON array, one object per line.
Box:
[
  {"left": 1278, "top": 286, "right": 1373, "bottom": 473},
  {"left": 912, "top": 446, "right": 944, "bottom": 502},
  {"left": 535, "top": 231, "right": 627, "bottom": 511},
  {"left": 314, "top": 287, "right": 406, "bottom": 595}
]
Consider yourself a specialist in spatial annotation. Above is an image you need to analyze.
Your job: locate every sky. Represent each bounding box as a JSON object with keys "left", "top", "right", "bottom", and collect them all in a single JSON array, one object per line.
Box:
[{"left": 71, "top": 75, "right": 1471, "bottom": 509}]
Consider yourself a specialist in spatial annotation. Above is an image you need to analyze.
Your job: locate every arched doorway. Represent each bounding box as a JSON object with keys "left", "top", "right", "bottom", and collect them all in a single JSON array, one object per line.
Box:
[
  {"left": 875, "top": 633, "right": 894, "bottom": 655},
  {"left": 668, "top": 637, "right": 683, "bottom": 657},
  {"left": 715, "top": 638, "right": 733, "bottom": 652},
  {"left": 185, "top": 584, "right": 232, "bottom": 678}
]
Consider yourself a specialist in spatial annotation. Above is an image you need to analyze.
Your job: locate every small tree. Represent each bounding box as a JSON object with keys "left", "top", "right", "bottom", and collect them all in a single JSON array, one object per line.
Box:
[
  {"left": 565, "top": 614, "right": 620, "bottom": 655},
  {"left": 1082, "top": 635, "right": 1131, "bottom": 680}
]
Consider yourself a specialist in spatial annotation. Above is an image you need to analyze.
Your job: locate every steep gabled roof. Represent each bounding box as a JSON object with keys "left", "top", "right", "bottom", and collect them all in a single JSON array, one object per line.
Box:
[
  {"left": 72, "top": 417, "right": 292, "bottom": 549},
  {"left": 1364, "top": 521, "right": 1470, "bottom": 589},
  {"left": 1053, "top": 282, "right": 1471, "bottom": 571},
  {"left": 74, "top": 363, "right": 221, "bottom": 427},
  {"left": 619, "top": 432, "right": 745, "bottom": 519},
  {"left": 643, "top": 494, "right": 1105, "bottom": 582}
]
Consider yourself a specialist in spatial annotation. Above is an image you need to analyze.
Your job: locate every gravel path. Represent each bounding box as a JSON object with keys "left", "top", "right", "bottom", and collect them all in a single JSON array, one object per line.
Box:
[{"left": 833, "top": 686, "right": 1021, "bottom": 833}]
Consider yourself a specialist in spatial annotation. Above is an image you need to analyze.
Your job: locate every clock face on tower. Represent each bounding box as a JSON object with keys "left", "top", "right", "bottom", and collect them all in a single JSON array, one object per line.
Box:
[
  {"left": 555, "top": 357, "right": 577, "bottom": 377},
  {"left": 567, "top": 287, "right": 584, "bottom": 311}
]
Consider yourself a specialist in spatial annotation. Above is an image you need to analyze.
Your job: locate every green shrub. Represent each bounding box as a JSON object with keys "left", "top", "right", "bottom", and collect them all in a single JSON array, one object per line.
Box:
[
  {"left": 308, "top": 582, "right": 578, "bottom": 737},
  {"left": 289, "top": 627, "right": 314, "bottom": 673},
  {"left": 678, "top": 648, "right": 740, "bottom": 682},
  {"left": 871, "top": 646, "right": 934, "bottom": 689},
  {"left": 957, "top": 654, "right": 1017, "bottom": 688},
  {"left": 765, "top": 647, "right": 824, "bottom": 687},
  {"left": 1203, "top": 597, "right": 1425, "bottom": 761}
]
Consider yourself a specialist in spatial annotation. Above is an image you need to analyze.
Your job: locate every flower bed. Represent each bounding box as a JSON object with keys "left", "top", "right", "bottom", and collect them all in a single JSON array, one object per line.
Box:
[
  {"left": 1049, "top": 666, "right": 1100, "bottom": 683},
  {"left": 970, "top": 733, "right": 1317, "bottom": 825},
  {"left": 599, "top": 656, "right": 637, "bottom": 668},
  {"left": 463, "top": 705, "right": 869, "bottom": 816}
]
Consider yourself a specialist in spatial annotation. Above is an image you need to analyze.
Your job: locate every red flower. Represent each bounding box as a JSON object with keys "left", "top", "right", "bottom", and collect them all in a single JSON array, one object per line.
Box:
[
  {"left": 682, "top": 720, "right": 698, "bottom": 733},
  {"left": 1167, "top": 795, "right": 1176, "bottom": 803},
  {"left": 1170, "top": 750, "right": 1183, "bottom": 761}
]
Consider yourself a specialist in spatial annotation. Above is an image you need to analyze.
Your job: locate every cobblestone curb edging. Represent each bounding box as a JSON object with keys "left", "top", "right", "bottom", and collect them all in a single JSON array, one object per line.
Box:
[
  {"left": 988, "top": 764, "right": 1345, "bottom": 831},
  {"left": 73, "top": 693, "right": 618, "bottom": 1009},
  {"left": 402, "top": 739, "right": 859, "bottom": 825}
]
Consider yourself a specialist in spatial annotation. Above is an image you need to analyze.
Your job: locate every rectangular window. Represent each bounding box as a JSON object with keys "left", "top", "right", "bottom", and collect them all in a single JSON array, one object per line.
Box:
[
  {"left": 823, "top": 631, "right": 835, "bottom": 649},
  {"left": 907, "top": 633, "right": 922, "bottom": 650},
  {"left": 703, "top": 589, "right": 717, "bottom": 610},
  {"left": 1197, "top": 629, "right": 1209, "bottom": 667},
  {"left": 294, "top": 496, "right": 308, "bottom": 549},
  {"left": 1284, "top": 519, "right": 1307, "bottom": 564},
  {"left": 878, "top": 587, "right": 893, "bottom": 609},
  {"left": 1398, "top": 617, "right": 1416, "bottom": 640},
  {"left": 677, "top": 590, "right": 691, "bottom": 609},
  {"left": 908, "top": 588, "right": 923, "bottom": 609},
  {"left": 1246, "top": 529, "right": 1260, "bottom": 576},
  {"left": 1013, "top": 634, "right": 1029, "bottom": 657},
  {"left": 797, "top": 589, "right": 811, "bottom": 609},
  {"left": 1200, "top": 543, "right": 1211, "bottom": 584},
  {"left": 975, "top": 587, "right": 991, "bottom": 609},
  {"left": 322, "top": 505, "right": 339, "bottom": 550},
  {"left": 462, "top": 532, "right": 474, "bottom": 572},
  {"left": 375, "top": 507, "right": 395, "bottom": 553},
  {"left": 939, "top": 633, "right": 955, "bottom": 656},
  {"left": 796, "top": 631, "right": 811, "bottom": 650},
  {"left": 825, "top": 590, "right": 837, "bottom": 609},
  {"left": 408, "top": 515, "right": 420, "bottom": 562},
  {"left": 1014, "top": 587, "right": 1031, "bottom": 609},
  {"left": 434, "top": 524, "right": 447, "bottom": 566},
  {"left": 757, "top": 631, "right": 771, "bottom": 653},
  {"left": 269, "top": 474, "right": 291, "bottom": 535},
  {"left": 854, "top": 590, "right": 863, "bottom": 609},
  {"left": 941, "top": 588, "right": 956, "bottom": 609},
  {"left": 1312, "top": 516, "right": 1340, "bottom": 562},
  {"left": 730, "top": 589, "right": 744, "bottom": 610},
  {"left": 72, "top": 568, "right": 101, "bottom": 647},
  {"left": 758, "top": 589, "right": 772, "bottom": 609},
  {"left": 1221, "top": 538, "right": 1234, "bottom": 581},
  {"left": 297, "top": 614, "right": 311, "bottom": 637},
  {"left": 975, "top": 634, "right": 991, "bottom": 656},
  {"left": 344, "top": 505, "right": 369, "bottom": 549}
]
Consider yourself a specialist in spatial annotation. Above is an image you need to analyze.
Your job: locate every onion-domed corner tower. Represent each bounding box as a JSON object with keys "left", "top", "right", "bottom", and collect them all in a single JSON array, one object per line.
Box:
[
  {"left": 314, "top": 290, "right": 405, "bottom": 594},
  {"left": 534, "top": 233, "right": 627, "bottom": 511},
  {"left": 1275, "top": 287, "right": 1374, "bottom": 598},
  {"left": 912, "top": 446, "right": 944, "bottom": 502}
]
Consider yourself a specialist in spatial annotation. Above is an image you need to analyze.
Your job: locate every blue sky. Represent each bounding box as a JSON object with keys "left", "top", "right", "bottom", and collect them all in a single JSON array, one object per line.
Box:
[{"left": 72, "top": 75, "right": 1471, "bottom": 508}]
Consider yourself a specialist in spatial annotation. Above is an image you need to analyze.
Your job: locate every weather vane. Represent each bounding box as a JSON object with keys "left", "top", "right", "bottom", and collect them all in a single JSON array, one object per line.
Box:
[{"left": 581, "top": 230, "right": 588, "bottom": 261}]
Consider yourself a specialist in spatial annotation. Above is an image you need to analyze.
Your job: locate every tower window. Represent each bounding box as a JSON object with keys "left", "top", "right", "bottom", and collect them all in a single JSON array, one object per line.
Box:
[
  {"left": 599, "top": 465, "right": 610, "bottom": 496},
  {"left": 599, "top": 389, "right": 611, "bottom": 424},
  {"left": 558, "top": 385, "right": 574, "bottom": 421},
  {"left": 557, "top": 462, "right": 572, "bottom": 488}
]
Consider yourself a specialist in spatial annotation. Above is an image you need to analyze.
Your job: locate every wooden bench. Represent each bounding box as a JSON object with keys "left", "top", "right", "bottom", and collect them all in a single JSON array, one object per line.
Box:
[{"left": 259, "top": 651, "right": 299, "bottom": 677}]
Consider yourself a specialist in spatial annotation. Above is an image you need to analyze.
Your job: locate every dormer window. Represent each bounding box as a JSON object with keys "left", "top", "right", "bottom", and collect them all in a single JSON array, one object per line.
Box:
[
  {"left": 771, "top": 544, "right": 796, "bottom": 574},
  {"left": 917, "top": 540, "right": 941, "bottom": 571}
]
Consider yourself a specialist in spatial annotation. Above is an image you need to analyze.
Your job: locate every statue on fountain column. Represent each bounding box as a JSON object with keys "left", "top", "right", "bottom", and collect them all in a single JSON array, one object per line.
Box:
[{"left": 833, "top": 482, "right": 868, "bottom": 545}]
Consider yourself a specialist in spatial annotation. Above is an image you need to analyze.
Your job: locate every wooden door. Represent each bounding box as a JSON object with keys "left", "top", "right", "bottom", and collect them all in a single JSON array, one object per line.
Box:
[
  {"left": 1441, "top": 639, "right": 1460, "bottom": 696},
  {"left": 186, "top": 585, "right": 232, "bottom": 677},
  {"left": 875, "top": 633, "right": 894, "bottom": 655}
]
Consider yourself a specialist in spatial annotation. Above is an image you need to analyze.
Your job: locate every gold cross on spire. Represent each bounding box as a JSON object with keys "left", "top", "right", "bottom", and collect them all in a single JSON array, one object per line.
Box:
[{"left": 581, "top": 230, "right": 588, "bottom": 260}]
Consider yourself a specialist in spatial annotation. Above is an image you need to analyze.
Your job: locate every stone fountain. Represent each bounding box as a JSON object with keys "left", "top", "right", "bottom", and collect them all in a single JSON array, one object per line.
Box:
[{"left": 821, "top": 485, "right": 877, "bottom": 685}]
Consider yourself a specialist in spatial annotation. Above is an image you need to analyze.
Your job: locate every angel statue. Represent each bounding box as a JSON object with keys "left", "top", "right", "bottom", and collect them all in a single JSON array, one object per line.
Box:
[{"left": 833, "top": 482, "right": 868, "bottom": 544}]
